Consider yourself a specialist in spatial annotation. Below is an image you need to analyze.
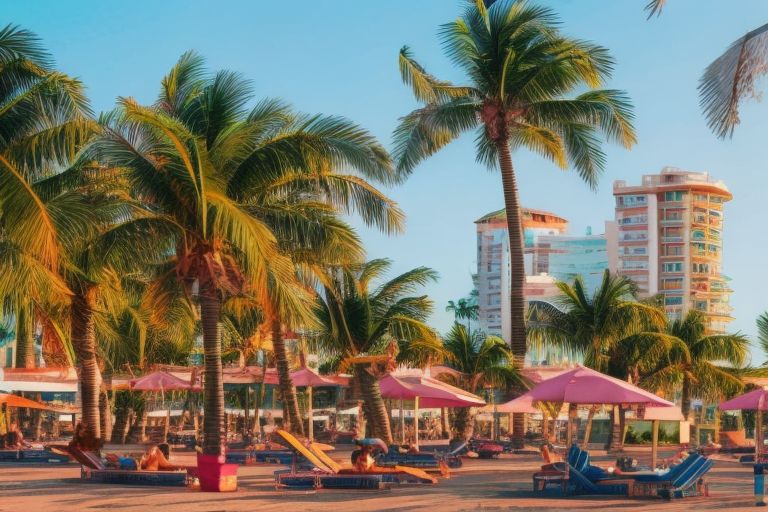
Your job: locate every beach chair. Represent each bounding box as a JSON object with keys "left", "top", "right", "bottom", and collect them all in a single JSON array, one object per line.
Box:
[
  {"left": 66, "top": 446, "right": 190, "bottom": 487},
  {"left": 0, "top": 448, "right": 70, "bottom": 464},
  {"left": 273, "top": 430, "right": 436, "bottom": 490},
  {"left": 375, "top": 445, "right": 455, "bottom": 474},
  {"left": 655, "top": 457, "right": 713, "bottom": 499}
]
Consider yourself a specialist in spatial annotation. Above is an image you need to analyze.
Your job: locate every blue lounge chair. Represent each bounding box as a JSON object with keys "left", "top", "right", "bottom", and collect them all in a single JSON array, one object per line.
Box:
[
  {"left": 566, "top": 463, "right": 630, "bottom": 496},
  {"left": 376, "top": 444, "right": 462, "bottom": 472},
  {"left": 0, "top": 448, "right": 70, "bottom": 464},
  {"left": 657, "top": 458, "right": 714, "bottom": 499}
]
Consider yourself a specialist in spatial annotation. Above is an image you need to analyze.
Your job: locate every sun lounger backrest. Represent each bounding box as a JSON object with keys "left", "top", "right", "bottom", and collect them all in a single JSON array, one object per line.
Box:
[
  {"left": 67, "top": 446, "right": 106, "bottom": 470},
  {"left": 448, "top": 441, "right": 468, "bottom": 456},
  {"left": 275, "top": 430, "right": 333, "bottom": 473},
  {"left": 566, "top": 463, "right": 599, "bottom": 493},
  {"left": 665, "top": 454, "right": 702, "bottom": 482},
  {"left": 309, "top": 443, "right": 342, "bottom": 473},
  {"left": 671, "top": 456, "right": 710, "bottom": 489}
]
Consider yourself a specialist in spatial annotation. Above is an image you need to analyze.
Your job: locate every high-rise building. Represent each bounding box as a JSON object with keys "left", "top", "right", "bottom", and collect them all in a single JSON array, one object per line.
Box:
[
  {"left": 474, "top": 208, "right": 567, "bottom": 337},
  {"left": 612, "top": 167, "right": 732, "bottom": 332},
  {"left": 474, "top": 208, "right": 609, "bottom": 342}
]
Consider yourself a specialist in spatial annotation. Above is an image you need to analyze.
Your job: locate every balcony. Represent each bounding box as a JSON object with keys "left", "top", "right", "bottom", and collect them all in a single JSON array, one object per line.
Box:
[{"left": 662, "top": 236, "right": 683, "bottom": 243}]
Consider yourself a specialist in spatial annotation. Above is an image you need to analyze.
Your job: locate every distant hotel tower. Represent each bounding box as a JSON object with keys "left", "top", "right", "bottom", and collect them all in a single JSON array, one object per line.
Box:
[{"left": 610, "top": 167, "right": 733, "bottom": 333}]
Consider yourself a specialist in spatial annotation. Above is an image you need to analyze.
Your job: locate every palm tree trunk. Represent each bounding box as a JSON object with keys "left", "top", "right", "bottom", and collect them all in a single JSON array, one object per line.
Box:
[
  {"left": 681, "top": 378, "right": 691, "bottom": 421},
  {"left": 14, "top": 301, "right": 35, "bottom": 368},
  {"left": 99, "top": 389, "right": 113, "bottom": 443},
  {"left": 199, "top": 290, "right": 225, "bottom": 456},
  {"left": 452, "top": 407, "right": 475, "bottom": 441},
  {"left": 271, "top": 318, "right": 304, "bottom": 436},
  {"left": 496, "top": 140, "right": 527, "bottom": 440},
  {"left": 254, "top": 351, "right": 268, "bottom": 436},
  {"left": 72, "top": 288, "right": 102, "bottom": 443},
  {"left": 111, "top": 392, "right": 130, "bottom": 444},
  {"left": 355, "top": 365, "right": 393, "bottom": 444},
  {"left": 582, "top": 405, "right": 598, "bottom": 448}
]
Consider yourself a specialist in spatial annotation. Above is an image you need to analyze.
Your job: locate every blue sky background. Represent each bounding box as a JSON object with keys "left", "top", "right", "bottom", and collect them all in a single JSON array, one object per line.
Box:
[{"left": 6, "top": 0, "right": 768, "bottom": 361}]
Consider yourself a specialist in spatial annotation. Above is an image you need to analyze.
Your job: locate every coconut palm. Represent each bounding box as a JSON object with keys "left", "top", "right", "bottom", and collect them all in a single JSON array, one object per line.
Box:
[
  {"left": 527, "top": 270, "right": 671, "bottom": 448},
  {"left": 757, "top": 312, "right": 768, "bottom": 365},
  {"left": 394, "top": 1, "right": 636, "bottom": 441},
  {"left": 0, "top": 24, "right": 92, "bottom": 368},
  {"left": 95, "top": 52, "right": 400, "bottom": 455},
  {"left": 438, "top": 322, "right": 525, "bottom": 441},
  {"left": 446, "top": 296, "right": 479, "bottom": 332},
  {"left": 641, "top": 310, "right": 748, "bottom": 422},
  {"left": 645, "top": 0, "right": 768, "bottom": 139},
  {"left": 314, "top": 259, "right": 439, "bottom": 444}
]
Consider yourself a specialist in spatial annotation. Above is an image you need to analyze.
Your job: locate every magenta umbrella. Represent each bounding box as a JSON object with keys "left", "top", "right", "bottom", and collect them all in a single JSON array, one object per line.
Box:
[
  {"left": 263, "top": 366, "right": 348, "bottom": 441},
  {"left": 720, "top": 388, "right": 768, "bottom": 459},
  {"left": 520, "top": 365, "right": 674, "bottom": 407},
  {"left": 495, "top": 394, "right": 540, "bottom": 414},
  {"left": 380, "top": 374, "right": 485, "bottom": 448},
  {"left": 130, "top": 371, "right": 200, "bottom": 392}
]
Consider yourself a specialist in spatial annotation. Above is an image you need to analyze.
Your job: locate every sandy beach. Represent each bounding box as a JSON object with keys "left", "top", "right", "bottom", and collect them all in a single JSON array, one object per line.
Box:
[{"left": 0, "top": 449, "right": 761, "bottom": 512}]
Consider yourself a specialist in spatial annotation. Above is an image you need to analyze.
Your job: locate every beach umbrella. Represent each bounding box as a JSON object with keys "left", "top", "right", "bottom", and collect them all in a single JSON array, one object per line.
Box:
[
  {"left": 262, "top": 367, "right": 347, "bottom": 441},
  {"left": 720, "top": 388, "right": 768, "bottom": 460},
  {"left": 380, "top": 374, "right": 485, "bottom": 448},
  {"left": 130, "top": 370, "right": 200, "bottom": 391},
  {"left": 520, "top": 365, "right": 673, "bottom": 465},
  {"left": 0, "top": 393, "right": 57, "bottom": 410}
]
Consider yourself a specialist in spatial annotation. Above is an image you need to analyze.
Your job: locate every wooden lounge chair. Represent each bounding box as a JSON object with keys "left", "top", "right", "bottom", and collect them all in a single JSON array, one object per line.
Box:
[
  {"left": 66, "top": 446, "right": 190, "bottom": 487},
  {"left": 273, "top": 430, "right": 436, "bottom": 490}
]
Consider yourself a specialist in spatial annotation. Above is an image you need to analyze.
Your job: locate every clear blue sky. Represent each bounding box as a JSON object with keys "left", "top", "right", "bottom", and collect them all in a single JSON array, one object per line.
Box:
[{"left": 6, "top": 0, "right": 768, "bottom": 361}]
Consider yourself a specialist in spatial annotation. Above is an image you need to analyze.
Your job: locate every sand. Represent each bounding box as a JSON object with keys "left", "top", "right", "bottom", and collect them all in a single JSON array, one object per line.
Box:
[{"left": 0, "top": 450, "right": 760, "bottom": 511}]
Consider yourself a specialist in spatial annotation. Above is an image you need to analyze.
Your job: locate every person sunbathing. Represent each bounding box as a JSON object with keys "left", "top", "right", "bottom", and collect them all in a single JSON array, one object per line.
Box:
[
  {"left": 3, "top": 422, "right": 24, "bottom": 449},
  {"left": 139, "top": 445, "right": 180, "bottom": 471}
]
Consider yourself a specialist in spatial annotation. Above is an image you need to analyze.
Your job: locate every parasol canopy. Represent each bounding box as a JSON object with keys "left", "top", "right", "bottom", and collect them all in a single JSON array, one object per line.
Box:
[
  {"left": 130, "top": 371, "right": 200, "bottom": 392},
  {"left": 518, "top": 365, "right": 674, "bottom": 407},
  {"left": 379, "top": 374, "right": 485, "bottom": 408},
  {"left": 263, "top": 367, "right": 348, "bottom": 387},
  {"left": 0, "top": 393, "right": 60, "bottom": 410},
  {"left": 494, "top": 394, "right": 541, "bottom": 414},
  {"left": 719, "top": 388, "right": 768, "bottom": 411}
]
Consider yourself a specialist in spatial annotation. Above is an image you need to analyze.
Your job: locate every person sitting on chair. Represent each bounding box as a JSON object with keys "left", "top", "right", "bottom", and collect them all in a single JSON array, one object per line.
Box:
[{"left": 353, "top": 444, "right": 376, "bottom": 472}]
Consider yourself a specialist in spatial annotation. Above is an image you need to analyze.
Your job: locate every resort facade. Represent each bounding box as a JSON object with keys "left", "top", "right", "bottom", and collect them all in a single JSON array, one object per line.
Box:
[
  {"left": 474, "top": 208, "right": 609, "bottom": 345},
  {"left": 610, "top": 167, "right": 733, "bottom": 333}
]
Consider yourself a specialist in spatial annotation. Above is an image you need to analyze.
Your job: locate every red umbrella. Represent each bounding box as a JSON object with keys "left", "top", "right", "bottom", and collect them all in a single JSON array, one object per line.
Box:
[{"left": 130, "top": 371, "right": 200, "bottom": 392}]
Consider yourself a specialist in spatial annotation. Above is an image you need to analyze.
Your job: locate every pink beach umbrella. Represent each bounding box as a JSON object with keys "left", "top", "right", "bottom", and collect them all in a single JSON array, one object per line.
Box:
[
  {"left": 520, "top": 365, "right": 674, "bottom": 407},
  {"left": 130, "top": 370, "right": 200, "bottom": 392},
  {"left": 262, "top": 366, "right": 348, "bottom": 441},
  {"left": 379, "top": 374, "right": 485, "bottom": 448},
  {"left": 720, "top": 388, "right": 768, "bottom": 459},
  {"left": 495, "top": 394, "right": 541, "bottom": 414},
  {"left": 519, "top": 365, "right": 673, "bottom": 465}
]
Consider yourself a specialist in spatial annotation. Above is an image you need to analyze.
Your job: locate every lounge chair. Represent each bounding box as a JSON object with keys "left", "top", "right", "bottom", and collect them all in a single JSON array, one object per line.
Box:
[
  {"left": 376, "top": 444, "right": 460, "bottom": 473},
  {"left": 0, "top": 447, "right": 70, "bottom": 464},
  {"left": 273, "top": 430, "right": 436, "bottom": 490},
  {"left": 533, "top": 445, "right": 629, "bottom": 496},
  {"left": 66, "top": 446, "right": 190, "bottom": 487},
  {"left": 629, "top": 454, "right": 713, "bottom": 499}
]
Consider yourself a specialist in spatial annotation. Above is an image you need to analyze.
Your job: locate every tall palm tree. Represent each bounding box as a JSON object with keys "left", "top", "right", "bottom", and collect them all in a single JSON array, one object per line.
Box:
[
  {"left": 757, "top": 312, "right": 768, "bottom": 365},
  {"left": 439, "top": 322, "right": 525, "bottom": 441},
  {"left": 394, "top": 0, "right": 636, "bottom": 437},
  {"left": 314, "top": 259, "right": 439, "bottom": 444},
  {"left": 0, "top": 24, "right": 92, "bottom": 368},
  {"left": 645, "top": 0, "right": 768, "bottom": 139},
  {"left": 446, "top": 296, "right": 479, "bottom": 333},
  {"left": 96, "top": 52, "right": 399, "bottom": 456},
  {"left": 641, "top": 310, "right": 748, "bottom": 422},
  {"left": 528, "top": 270, "right": 670, "bottom": 448}
]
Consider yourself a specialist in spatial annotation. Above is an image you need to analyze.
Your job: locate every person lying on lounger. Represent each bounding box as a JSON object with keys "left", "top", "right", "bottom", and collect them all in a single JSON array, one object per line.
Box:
[
  {"left": 2, "top": 422, "right": 25, "bottom": 449},
  {"left": 139, "top": 445, "right": 180, "bottom": 471}
]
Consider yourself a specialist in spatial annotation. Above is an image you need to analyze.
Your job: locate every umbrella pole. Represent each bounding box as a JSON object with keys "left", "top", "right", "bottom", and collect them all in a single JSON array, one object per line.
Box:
[
  {"left": 414, "top": 396, "right": 419, "bottom": 451},
  {"left": 244, "top": 386, "right": 250, "bottom": 438},
  {"left": 400, "top": 398, "right": 405, "bottom": 445},
  {"left": 755, "top": 409, "right": 763, "bottom": 464},
  {"left": 307, "top": 385, "right": 313, "bottom": 442},
  {"left": 651, "top": 419, "right": 659, "bottom": 469}
]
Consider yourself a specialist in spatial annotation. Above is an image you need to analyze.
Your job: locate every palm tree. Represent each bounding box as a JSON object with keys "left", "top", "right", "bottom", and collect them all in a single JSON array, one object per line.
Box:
[
  {"left": 528, "top": 271, "right": 670, "bottom": 447},
  {"left": 394, "top": 0, "right": 636, "bottom": 437},
  {"left": 438, "top": 323, "right": 525, "bottom": 441},
  {"left": 446, "top": 296, "right": 479, "bottom": 332},
  {"left": 757, "top": 312, "right": 768, "bottom": 365},
  {"left": 645, "top": 1, "right": 768, "bottom": 139},
  {"left": 0, "top": 25, "right": 92, "bottom": 368},
  {"left": 641, "top": 310, "right": 748, "bottom": 422},
  {"left": 314, "top": 259, "right": 439, "bottom": 444},
  {"left": 96, "top": 52, "right": 399, "bottom": 456}
]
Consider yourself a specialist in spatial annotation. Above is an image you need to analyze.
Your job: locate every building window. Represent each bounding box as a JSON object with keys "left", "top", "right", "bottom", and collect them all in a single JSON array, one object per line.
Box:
[
  {"left": 665, "top": 296, "right": 684, "bottom": 305},
  {"left": 622, "top": 260, "right": 648, "bottom": 270},
  {"left": 662, "top": 278, "right": 683, "bottom": 290},
  {"left": 488, "top": 293, "right": 501, "bottom": 306},
  {"left": 692, "top": 263, "right": 709, "bottom": 273},
  {"left": 664, "top": 191, "right": 686, "bottom": 202},
  {"left": 662, "top": 262, "right": 683, "bottom": 273}
]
